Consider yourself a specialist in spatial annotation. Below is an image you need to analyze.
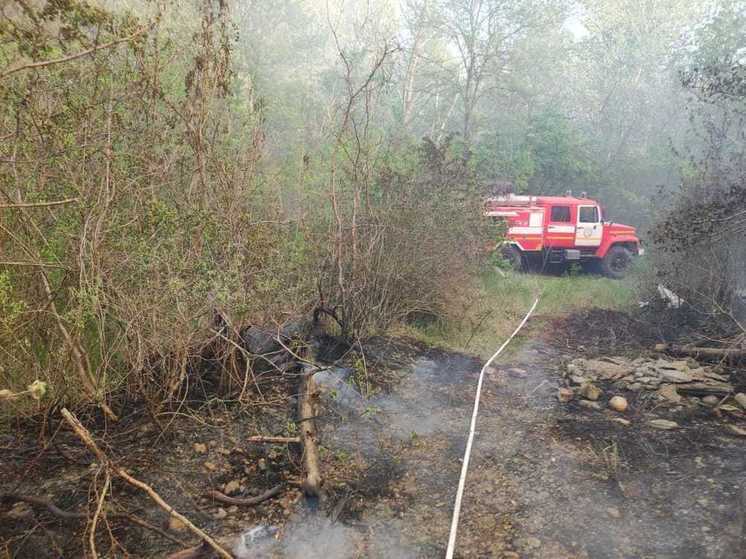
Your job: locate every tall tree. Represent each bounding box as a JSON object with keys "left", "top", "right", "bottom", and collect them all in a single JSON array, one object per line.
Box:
[{"left": 429, "top": 0, "right": 567, "bottom": 147}]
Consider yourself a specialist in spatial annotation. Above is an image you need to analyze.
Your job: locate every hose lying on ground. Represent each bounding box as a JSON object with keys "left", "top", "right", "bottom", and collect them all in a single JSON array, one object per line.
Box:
[{"left": 445, "top": 297, "right": 540, "bottom": 559}]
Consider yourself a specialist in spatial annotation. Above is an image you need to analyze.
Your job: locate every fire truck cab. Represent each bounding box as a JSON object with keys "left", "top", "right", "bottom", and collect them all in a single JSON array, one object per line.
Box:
[{"left": 485, "top": 193, "right": 643, "bottom": 278}]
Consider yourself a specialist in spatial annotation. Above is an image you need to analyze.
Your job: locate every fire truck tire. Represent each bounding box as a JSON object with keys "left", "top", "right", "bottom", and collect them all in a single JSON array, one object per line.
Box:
[
  {"left": 502, "top": 245, "right": 524, "bottom": 272},
  {"left": 601, "top": 245, "right": 632, "bottom": 279}
]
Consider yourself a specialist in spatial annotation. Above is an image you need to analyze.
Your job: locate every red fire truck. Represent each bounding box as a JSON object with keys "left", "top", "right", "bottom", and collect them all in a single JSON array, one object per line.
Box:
[{"left": 485, "top": 193, "right": 643, "bottom": 278}]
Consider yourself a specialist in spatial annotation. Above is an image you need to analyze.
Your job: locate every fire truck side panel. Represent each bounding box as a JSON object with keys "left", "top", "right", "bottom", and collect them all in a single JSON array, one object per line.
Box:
[
  {"left": 544, "top": 204, "right": 576, "bottom": 248},
  {"left": 506, "top": 207, "right": 543, "bottom": 251}
]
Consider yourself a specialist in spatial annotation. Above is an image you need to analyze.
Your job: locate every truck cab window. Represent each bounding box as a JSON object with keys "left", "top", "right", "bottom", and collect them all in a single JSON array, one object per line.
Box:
[
  {"left": 550, "top": 206, "right": 571, "bottom": 222},
  {"left": 579, "top": 206, "right": 599, "bottom": 223}
]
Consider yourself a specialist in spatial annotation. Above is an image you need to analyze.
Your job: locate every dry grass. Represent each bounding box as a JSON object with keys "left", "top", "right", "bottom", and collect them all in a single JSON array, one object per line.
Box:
[{"left": 396, "top": 268, "right": 638, "bottom": 359}]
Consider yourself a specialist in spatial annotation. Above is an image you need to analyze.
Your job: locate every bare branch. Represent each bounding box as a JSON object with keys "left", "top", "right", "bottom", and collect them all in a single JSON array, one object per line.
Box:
[
  {"left": 0, "top": 198, "right": 78, "bottom": 209},
  {"left": 1, "top": 28, "right": 148, "bottom": 80}
]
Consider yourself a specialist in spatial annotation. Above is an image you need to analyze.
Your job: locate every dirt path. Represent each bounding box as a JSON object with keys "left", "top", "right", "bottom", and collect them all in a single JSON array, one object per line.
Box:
[{"left": 311, "top": 330, "right": 746, "bottom": 558}]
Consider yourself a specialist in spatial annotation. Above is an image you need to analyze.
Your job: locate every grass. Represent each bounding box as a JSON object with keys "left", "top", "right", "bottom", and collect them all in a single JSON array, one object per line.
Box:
[{"left": 397, "top": 267, "right": 638, "bottom": 359}]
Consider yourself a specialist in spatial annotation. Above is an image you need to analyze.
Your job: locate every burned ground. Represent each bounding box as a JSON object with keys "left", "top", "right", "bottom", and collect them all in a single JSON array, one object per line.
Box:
[{"left": 1, "top": 309, "right": 745, "bottom": 558}]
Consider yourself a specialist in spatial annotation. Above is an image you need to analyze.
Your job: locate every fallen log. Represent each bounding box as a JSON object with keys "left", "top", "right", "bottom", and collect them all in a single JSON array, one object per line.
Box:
[
  {"left": 298, "top": 370, "right": 323, "bottom": 499},
  {"left": 206, "top": 485, "right": 284, "bottom": 507},
  {"left": 655, "top": 343, "right": 746, "bottom": 363}
]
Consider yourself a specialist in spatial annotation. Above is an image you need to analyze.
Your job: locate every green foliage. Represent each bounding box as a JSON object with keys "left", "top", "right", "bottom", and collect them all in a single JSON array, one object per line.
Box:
[
  {"left": 0, "top": 0, "right": 304, "bottom": 411},
  {"left": 0, "top": 272, "right": 25, "bottom": 334}
]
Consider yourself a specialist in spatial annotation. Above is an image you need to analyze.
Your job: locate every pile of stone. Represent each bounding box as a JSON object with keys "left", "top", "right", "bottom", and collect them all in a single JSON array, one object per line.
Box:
[{"left": 564, "top": 356, "right": 736, "bottom": 405}]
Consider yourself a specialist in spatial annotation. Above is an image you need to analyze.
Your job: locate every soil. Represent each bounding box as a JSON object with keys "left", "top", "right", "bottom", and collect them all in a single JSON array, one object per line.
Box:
[{"left": 1, "top": 311, "right": 745, "bottom": 558}]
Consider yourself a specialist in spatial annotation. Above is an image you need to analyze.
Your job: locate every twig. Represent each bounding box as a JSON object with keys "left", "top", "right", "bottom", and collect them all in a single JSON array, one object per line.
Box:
[
  {"left": 205, "top": 485, "right": 284, "bottom": 507},
  {"left": 60, "top": 408, "right": 233, "bottom": 559},
  {"left": 114, "top": 510, "right": 186, "bottom": 547},
  {"left": 89, "top": 470, "right": 111, "bottom": 559}
]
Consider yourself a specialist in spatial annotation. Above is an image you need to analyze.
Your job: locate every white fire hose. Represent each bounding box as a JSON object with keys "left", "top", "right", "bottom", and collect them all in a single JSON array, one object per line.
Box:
[{"left": 445, "top": 297, "right": 540, "bottom": 559}]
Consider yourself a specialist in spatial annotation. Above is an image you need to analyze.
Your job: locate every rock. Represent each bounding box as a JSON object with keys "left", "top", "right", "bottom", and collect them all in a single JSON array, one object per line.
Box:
[
  {"left": 214, "top": 508, "right": 228, "bottom": 520},
  {"left": 638, "top": 377, "right": 661, "bottom": 386},
  {"left": 204, "top": 461, "right": 217, "bottom": 472},
  {"left": 578, "top": 399, "right": 602, "bottom": 411},
  {"left": 657, "top": 384, "right": 682, "bottom": 404},
  {"left": 669, "top": 360, "right": 691, "bottom": 371},
  {"left": 726, "top": 424, "right": 746, "bottom": 437},
  {"left": 611, "top": 417, "right": 631, "bottom": 426},
  {"left": 628, "top": 383, "right": 643, "bottom": 391},
  {"left": 734, "top": 393, "right": 746, "bottom": 410},
  {"left": 569, "top": 375, "right": 588, "bottom": 386},
  {"left": 702, "top": 370, "right": 728, "bottom": 382},
  {"left": 169, "top": 516, "right": 187, "bottom": 532},
  {"left": 280, "top": 318, "right": 310, "bottom": 340},
  {"left": 193, "top": 442, "right": 207, "bottom": 454},
  {"left": 508, "top": 368, "right": 527, "bottom": 378},
  {"left": 702, "top": 396, "right": 720, "bottom": 407},
  {"left": 649, "top": 419, "right": 679, "bottom": 430},
  {"left": 557, "top": 388, "right": 574, "bottom": 403},
  {"left": 584, "top": 358, "right": 632, "bottom": 380},
  {"left": 609, "top": 396, "right": 628, "bottom": 412},
  {"left": 258, "top": 458, "right": 267, "bottom": 471},
  {"left": 660, "top": 370, "right": 694, "bottom": 383},
  {"left": 579, "top": 383, "right": 602, "bottom": 401},
  {"left": 607, "top": 506, "right": 621, "bottom": 519},
  {"left": 223, "top": 480, "right": 241, "bottom": 495}
]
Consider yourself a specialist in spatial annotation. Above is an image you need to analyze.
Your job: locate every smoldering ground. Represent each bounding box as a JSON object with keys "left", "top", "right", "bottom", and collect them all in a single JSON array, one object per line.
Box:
[{"left": 254, "top": 337, "right": 745, "bottom": 558}]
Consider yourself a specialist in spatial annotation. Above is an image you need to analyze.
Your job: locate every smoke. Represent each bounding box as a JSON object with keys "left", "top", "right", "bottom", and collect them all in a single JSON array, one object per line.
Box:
[{"left": 280, "top": 513, "right": 362, "bottom": 559}]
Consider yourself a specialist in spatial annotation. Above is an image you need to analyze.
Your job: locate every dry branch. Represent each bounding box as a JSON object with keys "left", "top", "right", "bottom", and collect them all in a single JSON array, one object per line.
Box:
[
  {"left": 206, "top": 485, "right": 284, "bottom": 507},
  {"left": 115, "top": 510, "right": 186, "bottom": 547},
  {"left": 0, "top": 198, "right": 78, "bottom": 209},
  {"left": 165, "top": 541, "right": 213, "bottom": 559},
  {"left": 0, "top": 260, "right": 68, "bottom": 269},
  {"left": 1, "top": 493, "right": 190, "bottom": 547},
  {"left": 60, "top": 408, "right": 233, "bottom": 559},
  {"left": 655, "top": 343, "right": 746, "bottom": 363},
  {"left": 89, "top": 471, "right": 111, "bottom": 559},
  {"left": 0, "top": 493, "right": 86, "bottom": 520},
  {"left": 247, "top": 436, "right": 300, "bottom": 445},
  {"left": 298, "top": 372, "right": 323, "bottom": 499}
]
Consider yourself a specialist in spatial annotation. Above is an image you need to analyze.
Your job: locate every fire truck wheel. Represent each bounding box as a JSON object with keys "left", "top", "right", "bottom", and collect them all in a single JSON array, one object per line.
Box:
[
  {"left": 502, "top": 245, "right": 524, "bottom": 272},
  {"left": 601, "top": 245, "right": 632, "bottom": 279}
]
